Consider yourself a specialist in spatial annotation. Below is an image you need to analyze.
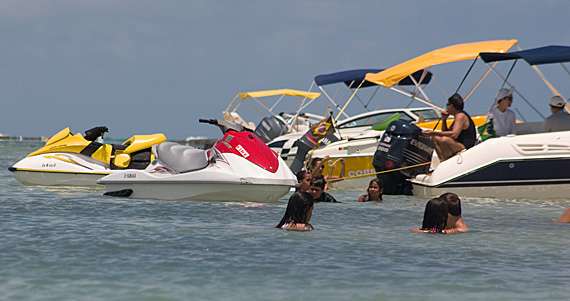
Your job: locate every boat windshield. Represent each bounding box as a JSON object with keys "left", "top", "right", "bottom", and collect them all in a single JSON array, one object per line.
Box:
[
  {"left": 411, "top": 109, "right": 440, "bottom": 121},
  {"left": 338, "top": 111, "right": 414, "bottom": 129}
]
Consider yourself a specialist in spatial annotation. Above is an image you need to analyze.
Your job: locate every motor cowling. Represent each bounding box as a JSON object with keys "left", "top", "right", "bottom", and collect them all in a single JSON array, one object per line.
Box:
[
  {"left": 372, "top": 120, "right": 434, "bottom": 195},
  {"left": 253, "top": 116, "right": 289, "bottom": 143}
]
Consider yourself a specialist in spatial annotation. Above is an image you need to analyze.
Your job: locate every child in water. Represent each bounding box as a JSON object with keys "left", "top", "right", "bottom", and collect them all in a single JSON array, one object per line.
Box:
[{"left": 358, "top": 178, "right": 384, "bottom": 202}]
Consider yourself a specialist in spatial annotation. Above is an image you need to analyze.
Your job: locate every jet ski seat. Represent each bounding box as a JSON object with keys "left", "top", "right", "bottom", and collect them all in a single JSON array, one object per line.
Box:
[{"left": 153, "top": 142, "right": 209, "bottom": 173}]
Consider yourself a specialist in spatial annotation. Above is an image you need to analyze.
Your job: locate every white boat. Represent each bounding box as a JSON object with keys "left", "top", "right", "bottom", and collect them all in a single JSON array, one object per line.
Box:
[
  {"left": 268, "top": 69, "right": 441, "bottom": 170},
  {"left": 98, "top": 119, "right": 297, "bottom": 201},
  {"left": 222, "top": 89, "right": 324, "bottom": 142},
  {"left": 9, "top": 126, "right": 167, "bottom": 186},
  {"left": 408, "top": 45, "right": 570, "bottom": 199}
]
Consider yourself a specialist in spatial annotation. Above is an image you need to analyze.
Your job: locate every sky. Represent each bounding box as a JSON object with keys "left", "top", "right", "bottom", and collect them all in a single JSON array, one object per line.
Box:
[{"left": 2, "top": 0, "right": 570, "bottom": 140}]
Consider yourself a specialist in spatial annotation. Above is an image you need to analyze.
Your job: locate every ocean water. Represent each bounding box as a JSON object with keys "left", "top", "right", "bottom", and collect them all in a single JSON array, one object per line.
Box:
[{"left": 2, "top": 141, "right": 570, "bottom": 300}]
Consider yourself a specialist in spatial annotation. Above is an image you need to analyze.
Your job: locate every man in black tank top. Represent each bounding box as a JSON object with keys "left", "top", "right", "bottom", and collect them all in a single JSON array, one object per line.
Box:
[{"left": 422, "top": 93, "right": 476, "bottom": 161}]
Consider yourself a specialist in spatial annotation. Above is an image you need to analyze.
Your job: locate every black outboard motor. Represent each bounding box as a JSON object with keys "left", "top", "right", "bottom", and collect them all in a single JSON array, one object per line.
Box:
[
  {"left": 253, "top": 116, "right": 288, "bottom": 143},
  {"left": 372, "top": 120, "right": 434, "bottom": 195}
]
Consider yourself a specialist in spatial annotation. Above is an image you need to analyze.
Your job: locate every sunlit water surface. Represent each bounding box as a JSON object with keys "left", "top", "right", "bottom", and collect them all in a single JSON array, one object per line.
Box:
[{"left": 2, "top": 141, "right": 570, "bottom": 300}]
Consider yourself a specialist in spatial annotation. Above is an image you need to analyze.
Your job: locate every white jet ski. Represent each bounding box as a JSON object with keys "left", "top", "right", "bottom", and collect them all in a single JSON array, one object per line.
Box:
[{"left": 98, "top": 119, "right": 297, "bottom": 201}]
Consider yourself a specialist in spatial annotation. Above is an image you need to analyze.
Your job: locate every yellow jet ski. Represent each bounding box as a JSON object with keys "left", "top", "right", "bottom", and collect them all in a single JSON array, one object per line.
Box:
[{"left": 9, "top": 126, "right": 167, "bottom": 186}]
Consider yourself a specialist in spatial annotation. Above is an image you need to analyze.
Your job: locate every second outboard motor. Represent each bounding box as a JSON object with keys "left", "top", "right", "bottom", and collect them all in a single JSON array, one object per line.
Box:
[
  {"left": 372, "top": 120, "right": 434, "bottom": 195},
  {"left": 253, "top": 116, "right": 289, "bottom": 143}
]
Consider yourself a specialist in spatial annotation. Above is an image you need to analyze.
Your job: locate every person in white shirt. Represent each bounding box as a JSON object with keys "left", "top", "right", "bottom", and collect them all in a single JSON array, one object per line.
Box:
[
  {"left": 543, "top": 96, "right": 570, "bottom": 132},
  {"left": 491, "top": 88, "right": 516, "bottom": 136}
]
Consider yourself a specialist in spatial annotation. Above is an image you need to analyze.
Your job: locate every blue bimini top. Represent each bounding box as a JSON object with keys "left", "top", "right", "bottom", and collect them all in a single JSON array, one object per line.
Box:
[
  {"left": 480, "top": 45, "right": 570, "bottom": 65},
  {"left": 314, "top": 69, "right": 432, "bottom": 88}
]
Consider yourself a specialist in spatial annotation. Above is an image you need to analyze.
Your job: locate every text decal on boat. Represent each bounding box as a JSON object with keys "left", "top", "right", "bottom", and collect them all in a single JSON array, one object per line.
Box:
[{"left": 235, "top": 145, "right": 249, "bottom": 158}]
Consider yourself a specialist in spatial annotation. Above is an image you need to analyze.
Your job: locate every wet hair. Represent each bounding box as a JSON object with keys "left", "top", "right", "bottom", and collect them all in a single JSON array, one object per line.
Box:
[
  {"left": 368, "top": 178, "right": 384, "bottom": 200},
  {"left": 447, "top": 93, "right": 464, "bottom": 111},
  {"left": 420, "top": 197, "right": 448, "bottom": 233},
  {"left": 310, "top": 177, "right": 326, "bottom": 189},
  {"left": 440, "top": 192, "right": 461, "bottom": 216},
  {"left": 309, "top": 157, "right": 320, "bottom": 169},
  {"left": 276, "top": 191, "right": 314, "bottom": 228},
  {"left": 296, "top": 170, "right": 308, "bottom": 182}
]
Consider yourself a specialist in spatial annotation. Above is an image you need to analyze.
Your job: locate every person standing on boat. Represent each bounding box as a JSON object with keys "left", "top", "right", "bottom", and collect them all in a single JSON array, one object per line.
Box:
[
  {"left": 543, "top": 96, "right": 570, "bottom": 132},
  {"left": 440, "top": 192, "right": 469, "bottom": 232},
  {"left": 422, "top": 93, "right": 476, "bottom": 161},
  {"left": 491, "top": 88, "right": 517, "bottom": 136},
  {"left": 276, "top": 191, "right": 314, "bottom": 231}
]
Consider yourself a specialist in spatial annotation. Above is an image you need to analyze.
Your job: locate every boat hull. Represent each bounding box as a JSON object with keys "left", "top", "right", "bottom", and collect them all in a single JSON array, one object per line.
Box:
[
  {"left": 10, "top": 153, "right": 112, "bottom": 186},
  {"left": 412, "top": 179, "right": 570, "bottom": 199},
  {"left": 12, "top": 170, "right": 110, "bottom": 186},
  {"left": 97, "top": 152, "right": 297, "bottom": 201},
  {"left": 411, "top": 132, "right": 570, "bottom": 199},
  {"left": 102, "top": 181, "right": 293, "bottom": 201}
]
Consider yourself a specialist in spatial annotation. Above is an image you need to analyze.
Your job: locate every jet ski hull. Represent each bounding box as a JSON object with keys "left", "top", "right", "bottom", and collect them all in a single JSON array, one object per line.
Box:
[
  {"left": 98, "top": 163, "right": 296, "bottom": 201},
  {"left": 102, "top": 181, "right": 292, "bottom": 201},
  {"left": 10, "top": 153, "right": 111, "bottom": 186}
]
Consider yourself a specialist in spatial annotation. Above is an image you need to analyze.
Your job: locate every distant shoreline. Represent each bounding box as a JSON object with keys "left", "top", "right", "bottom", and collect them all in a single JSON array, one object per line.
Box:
[
  {"left": 0, "top": 136, "right": 218, "bottom": 149},
  {"left": 0, "top": 136, "right": 46, "bottom": 142}
]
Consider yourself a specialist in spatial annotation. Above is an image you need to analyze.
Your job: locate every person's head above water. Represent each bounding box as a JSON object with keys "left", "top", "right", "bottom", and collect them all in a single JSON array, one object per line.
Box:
[
  {"left": 276, "top": 191, "right": 314, "bottom": 230},
  {"left": 310, "top": 177, "right": 326, "bottom": 200},
  {"left": 440, "top": 192, "right": 461, "bottom": 217},
  {"left": 420, "top": 197, "right": 448, "bottom": 233},
  {"left": 296, "top": 170, "right": 312, "bottom": 192}
]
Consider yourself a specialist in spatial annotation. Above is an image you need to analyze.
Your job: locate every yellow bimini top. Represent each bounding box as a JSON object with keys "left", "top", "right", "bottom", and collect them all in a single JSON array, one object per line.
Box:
[
  {"left": 224, "top": 89, "right": 321, "bottom": 113},
  {"left": 365, "top": 40, "right": 518, "bottom": 88}
]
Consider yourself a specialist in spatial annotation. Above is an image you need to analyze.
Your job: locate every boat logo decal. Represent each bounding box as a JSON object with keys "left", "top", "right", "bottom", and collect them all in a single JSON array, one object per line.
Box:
[
  {"left": 123, "top": 173, "right": 136, "bottom": 178},
  {"left": 149, "top": 166, "right": 177, "bottom": 174},
  {"left": 225, "top": 135, "right": 233, "bottom": 143},
  {"left": 43, "top": 154, "right": 93, "bottom": 170},
  {"left": 235, "top": 144, "right": 249, "bottom": 158},
  {"left": 347, "top": 168, "right": 376, "bottom": 178},
  {"left": 383, "top": 136, "right": 392, "bottom": 143},
  {"left": 409, "top": 138, "right": 433, "bottom": 153},
  {"left": 377, "top": 142, "right": 390, "bottom": 153}
]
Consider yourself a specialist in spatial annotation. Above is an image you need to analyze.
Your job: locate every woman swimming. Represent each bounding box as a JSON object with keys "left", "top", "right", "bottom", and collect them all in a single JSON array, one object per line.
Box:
[
  {"left": 412, "top": 197, "right": 456, "bottom": 234},
  {"left": 358, "top": 178, "right": 384, "bottom": 202},
  {"left": 276, "top": 191, "right": 314, "bottom": 231}
]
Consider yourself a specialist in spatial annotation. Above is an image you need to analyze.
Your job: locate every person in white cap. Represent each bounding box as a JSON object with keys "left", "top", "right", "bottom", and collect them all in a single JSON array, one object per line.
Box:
[
  {"left": 491, "top": 88, "right": 516, "bottom": 136},
  {"left": 543, "top": 96, "right": 570, "bottom": 132}
]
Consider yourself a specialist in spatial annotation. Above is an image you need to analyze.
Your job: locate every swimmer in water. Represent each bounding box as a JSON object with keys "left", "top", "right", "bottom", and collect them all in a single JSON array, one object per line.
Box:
[
  {"left": 411, "top": 197, "right": 456, "bottom": 234},
  {"left": 276, "top": 191, "right": 314, "bottom": 231},
  {"left": 358, "top": 178, "right": 384, "bottom": 202}
]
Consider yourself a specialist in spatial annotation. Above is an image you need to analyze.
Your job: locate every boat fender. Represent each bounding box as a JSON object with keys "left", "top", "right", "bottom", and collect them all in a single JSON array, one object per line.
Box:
[{"left": 104, "top": 189, "right": 133, "bottom": 197}]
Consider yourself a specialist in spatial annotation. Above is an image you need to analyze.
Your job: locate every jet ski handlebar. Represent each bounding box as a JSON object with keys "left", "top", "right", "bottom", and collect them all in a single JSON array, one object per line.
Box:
[
  {"left": 199, "top": 118, "right": 251, "bottom": 134},
  {"left": 84, "top": 126, "right": 109, "bottom": 141}
]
